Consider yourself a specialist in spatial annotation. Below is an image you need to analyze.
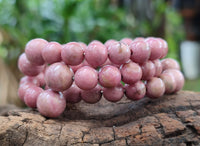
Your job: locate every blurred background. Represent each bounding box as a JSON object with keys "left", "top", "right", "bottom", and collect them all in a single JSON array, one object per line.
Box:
[{"left": 0, "top": 0, "right": 199, "bottom": 106}]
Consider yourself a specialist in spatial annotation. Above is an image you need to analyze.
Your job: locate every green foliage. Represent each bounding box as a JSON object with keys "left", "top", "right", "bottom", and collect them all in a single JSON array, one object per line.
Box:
[
  {"left": 0, "top": 0, "right": 185, "bottom": 63},
  {"left": 184, "top": 78, "right": 200, "bottom": 92},
  {"left": 165, "top": 7, "right": 185, "bottom": 60},
  {"left": 0, "top": 0, "right": 130, "bottom": 62}
]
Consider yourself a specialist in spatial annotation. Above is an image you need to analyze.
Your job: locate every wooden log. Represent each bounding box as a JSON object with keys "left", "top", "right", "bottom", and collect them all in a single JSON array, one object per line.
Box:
[{"left": 0, "top": 91, "right": 200, "bottom": 145}]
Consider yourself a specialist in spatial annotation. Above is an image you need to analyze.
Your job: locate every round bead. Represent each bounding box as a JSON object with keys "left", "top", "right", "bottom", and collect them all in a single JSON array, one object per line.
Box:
[
  {"left": 99, "top": 65, "right": 121, "bottom": 88},
  {"left": 162, "top": 69, "right": 184, "bottom": 92},
  {"left": 36, "top": 72, "right": 46, "bottom": 87},
  {"left": 146, "top": 77, "right": 165, "bottom": 99},
  {"left": 103, "top": 85, "right": 124, "bottom": 102},
  {"left": 145, "top": 37, "right": 163, "bottom": 60},
  {"left": 74, "top": 66, "right": 98, "bottom": 90},
  {"left": 108, "top": 42, "right": 131, "bottom": 65},
  {"left": 130, "top": 40, "right": 150, "bottom": 64},
  {"left": 37, "top": 89, "right": 66, "bottom": 118},
  {"left": 24, "top": 86, "right": 43, "bottom": 108},
  {"left": 18, "top": 83, "right": 35, "bottom": 102},
  {"left": 141, "top": 61, "right": 156, "bottom": 80},
  {"left": 125, "top": 81, "right": 146, "bottom": 100},
  {"left": 81, "top": 84, "right": 102, "bottom": 104},
  {"left": 157, "top": 38, "right": 168, "bottom": 59},
  {"left": 42, "top": 42, "right": 62, "bottom": 64},
  {"left": 18, "top": 53, "right": 44, "bottom": 76},
  {"left": 153, "top": 59, "right": 163, "bottom": 77},
  {"left": 62, "top": 82, "right": 81, "bottom": 104},
  {"left": 61, "top": 42, "right": 84, "bottom": 65},
  {"left": 161, "top": 58, "right": 180, "bottom": 71},
  {"left": 160, "top": 73, "right": 176, "bottom": 94},
  {"left": 120, "top": 61, "right": 142, "bottom": 84},
  {"left": 45, "top": 62, "right": 73, "bottom": 91},
  {"left": 85, "top": 41, "right": 107, "bottom": 68},
  {"left": 25, "top": 38, "right": 48, "bottom": 65},
  {"left": 19, "top": 76, "right": 40, "bottom": 86}
]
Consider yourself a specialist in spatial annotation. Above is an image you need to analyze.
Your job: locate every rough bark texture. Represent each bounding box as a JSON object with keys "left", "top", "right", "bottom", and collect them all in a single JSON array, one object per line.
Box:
[{"left": 1, "top": 90, "right": 200, "bottom": 145}]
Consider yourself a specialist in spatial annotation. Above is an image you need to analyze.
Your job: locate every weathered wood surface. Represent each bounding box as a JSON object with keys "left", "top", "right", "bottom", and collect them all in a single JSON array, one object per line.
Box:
[{"left": 1, "top": 90, "right": 200, "bottom": 145}]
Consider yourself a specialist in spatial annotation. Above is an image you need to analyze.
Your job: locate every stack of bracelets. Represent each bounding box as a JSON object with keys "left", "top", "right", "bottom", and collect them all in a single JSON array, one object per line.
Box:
[{"left": 18, "top": 37, "right": 185, "bottom": 118}]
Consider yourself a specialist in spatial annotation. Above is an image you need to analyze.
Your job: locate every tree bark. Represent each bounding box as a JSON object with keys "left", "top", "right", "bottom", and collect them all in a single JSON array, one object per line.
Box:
[{"left": 1, "top": 90, "right": 200, "bottom": 145}]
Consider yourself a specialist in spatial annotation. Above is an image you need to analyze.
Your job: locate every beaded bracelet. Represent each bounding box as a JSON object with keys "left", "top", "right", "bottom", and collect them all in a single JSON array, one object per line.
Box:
[{"left": 18, "top": 37, "right": 184, "bottom": 118}]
